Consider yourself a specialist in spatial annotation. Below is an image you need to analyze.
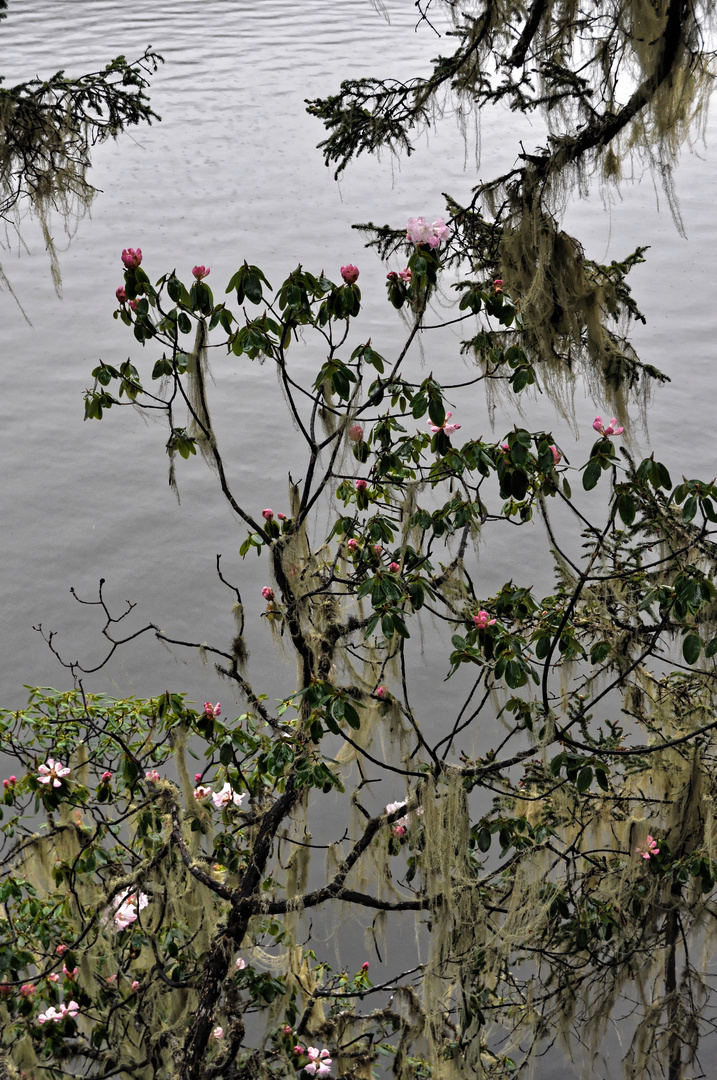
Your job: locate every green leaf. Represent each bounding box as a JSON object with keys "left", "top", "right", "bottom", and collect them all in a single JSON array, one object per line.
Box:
[
  {"left": 535, "top": 635, "right": 551, "bottom": 660},
  {"left": 683, "top": 634, "right": 701, "bottom": 665},
  {"left": 582, "top": 460, "right": 601, "bottom": 491},
  {"left": 477, "top": 827, "right": 492, "bottom": 852},
  {"left": 576, "top": 766, "right": 593, "bottom": 793},
  {"left": 617, "top": 493, "right": 635, "bottom": 526},
  {"left": 595, "top": 768, "right": 609, "bottom": 792},
  {"left": 682, "top": 496, "right": 698, "bottom": 523}
]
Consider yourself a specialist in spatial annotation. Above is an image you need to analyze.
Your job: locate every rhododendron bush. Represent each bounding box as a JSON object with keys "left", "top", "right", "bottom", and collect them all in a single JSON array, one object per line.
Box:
[{"left": 4, "top": 3, "right": 717, "bottom": 1080}]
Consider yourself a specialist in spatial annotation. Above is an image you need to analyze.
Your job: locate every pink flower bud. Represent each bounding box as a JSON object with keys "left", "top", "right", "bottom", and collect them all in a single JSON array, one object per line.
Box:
[
  {"left": 373, "top": 544, "right": 382, "bottom": 555},
  {"left": 550, "top": 445, "right": 561, "bottom": 465},
  {"left": 195, "top": 773, "right": 202, "bottom": 783},
  {"left": 386, "top": 271, "right": 399, "bottom": 282},
  {"left": 101, "top": 771, "right": 112, "bottom": 783},
  {"left": 8, "top": 776, "right": 15, "bottom": 783},
  {"left": 261, "top": 586, "right": 275, "bottom": 601},
  {"left": 347, "top": 539, "right": 359, "bottom": 552},
  {"left": 131, "top": 980, "right": 140, "bottom": 991},
  {"left": 389, "top": 561, "right": 401, "bottom": 573},
  {"left": 19, "top": 984, "right": 35, "bottom": 998},
  {"left": 361, "top": 961, "right": 369, "bottom": 971},
  {"left": 393, "top": 825, "right": 407, "bottom": 838},
  {"left": 493, "top": 279, "right": 504, "bottom": 292},
  {"left": 340, "top": 264, "right": 359, "bottom": 285},
  {"left": 204, "top": 702, "right": 221, "bottom": 718},
  {"left": 47, "top": 973, "right": 60, "bottom": 983},
  {"left": 473, "top": 610, "right": 497, "bottom": 630},
  {"left": 213, "top": 1026, "right": 224, "bottom": 1040},
  {"left": 128, "top": 299, "right": 138, "bottom": 313},
  {"left": 262, "top": 508, "right": 274, "bottom": 520},
  {"left": 294, "top": 1047, "right": 304, "bottom": 1055},
  {"left": 116, "top": 287, "right": 127, "bottom": 304},
  {"left": 355, "top": 479, "right": 367, "bottom": 491},
  {"left": 2, "top": 780, "right": 7, "bottom": 788},
  {"left": 376, "top": 686, "right": 389, "bottom": 700},
  {"left": 56, "top": 945, "right": 67, "bottom": 956},
  {"left": 398, "top": 268, "right": 412, "bottom": 283},
  {"left": 121, "top": 248, "right": 142, "bottom": 271},
  {"left": 284, "top": 1025, "right": 293, "bottom": 1034},
  {"left": 192, "top": 265, "right": 210, "bottom": 280},
  {"left": 277, "top": 512, "right": 286, "bottom": 520},
  {"left": 348, "top": 423, "right": 363, "bottom": 442}
]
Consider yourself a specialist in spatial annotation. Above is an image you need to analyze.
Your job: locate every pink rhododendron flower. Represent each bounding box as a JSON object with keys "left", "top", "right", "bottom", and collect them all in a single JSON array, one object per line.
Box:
[
  {"left": 340, "top": 264, "right": 359, "bottom": 285},
  {"left": 294, "top": 1046, "right": 304, "bottom": 1055},
  {"left": 493, "top": 279, "right": 504, "bottom": 292},
  {"left": 304, "top": 1047, "right": 332, "bottom": 1077},
  {"left": 284, "top": 1025, "right": 293, "bottom": 1034},
  {"left": 2, "top": 780, "right": 8, "bottom": 788},
  {"left": 63, "top": 965, "right": 78, "bottom": 980},
  {"left": 195, "top": 773, "right": 202, "bottom": 782},
  {"left": 261, "top": 586, "right": 275, "bottom": 601},
  {"left": 593, "top": 415, "right": 625, "bottom": 437},
  {"left": 636, "top": 835, "right": 660, "bottom": 860},
  {"left": 194, "top": 785, "right": 212, "bottom": 801},
  {"left": 376, "top": 686, "right": 389, "bottom": 700},
  {"left": 121, "top": 248, "right": 142, "bottom": 270},
  {"left": 47, "top": 972, "right": 60, "bottom": 983},
  {"left": 550, "top": 445, "right": 561, "bottom": 465},
  {"left": 56, "top": 944, "right": 67, "bottom": 956},
  {"left": 235, "top": 957, "right": 247, "bottom": 970},
  {"left": 355, "top": 479, "right": 367, "bottom": 491},
  {"left": 19, "top": 984, "right": 36, "bottom": 998},
  {"left": 107, "top": 973, "right": 117, "bottom": 983},
  {"left": 128, "top": 299, "right": 138, "bottom": 312},
  {"left": 37, "top": 759, "right": 70, "bottom": 788},
  {"left": 277, "top": 511, "right": 286, "bottom": 520},
  {"left": 212, "top": 783, "right": 246, "bottom": 810},
  {"left": 389, "top": 561, "right": 401, "bottom": 573},
  {"left": 192, "top": 265, "right": 210, "bottom": 280},
  {"left": 204, "top": 701, "right": 221, "bottom": 718},
  {"left": 38, "top": 1003, "right": 79, "bottom": 1024},
  {"left": 131, "top": 980, "right": 140, "bottom": 991},
  {"left": 398, "top": 267, "right": 412, "bottom": 282},
  {"left": 262, "top": 508, "right": 274, "bottom": 521},
  {"left": 213, "top": 1026, "right": 224, "bottom": 1040},
  {"left": 101, "top": 770, "right": 112, "bottom": 783},
  {"left": 145, "top": 769, "right": 160, "bottom": 782},
  {"left": 427, "top": 411, "right": 461, "bottom": 435},
  {"left": 473, "top": 611, "right": 497, "bottom": 629},
  {"left": 110, "top": 890, "right": 149, "bottom": 931},
  {"left": 116, "top": 286, "right": 127, "bottom": 304},
  {"left": 405, "top": 216, "right": 451, "bottom": 248},
  {"left": 347, "top": 539, "right": 359, "bottom": 552},
  {"left": 348, "top": 423, "right": 363, "bottom": 442},
  {"left": 373, "top": 544, "right": 382, "bottom": 555}
]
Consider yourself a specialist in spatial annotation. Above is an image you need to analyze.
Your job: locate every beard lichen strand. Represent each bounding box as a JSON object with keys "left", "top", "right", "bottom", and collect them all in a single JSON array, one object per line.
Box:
[{"left": 186, "top": 318, "right": 217, "bottom": 467}]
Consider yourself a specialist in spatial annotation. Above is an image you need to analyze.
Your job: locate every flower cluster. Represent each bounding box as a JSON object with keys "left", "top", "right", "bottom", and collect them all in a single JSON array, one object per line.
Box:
[
  {"left": 204, "top": 701, "right": 221, "bottom": 718},
  {"left": 405, "top": 216, "right": 451, "bottom": 248},
  {"left": 192, "top": 265, "right": 210, "bottom": 280},
  {"left": 593, "top": 415, "right": 625, "bottom": 437},
  {"left": 37, "top": 759, "right": 70, "bottom": 787},
  {"left": 121, "top": 248, "right": 142, "bottom": 270},
  {"left": 636, "top": 835, "right": 660, "bottom": 860},
  {"left": 304, "top": 1047, "right": 332, "bottom": 1076},
  {"left": 111, "top": 890, "right": 149, "bottom": 931},
  {"left": 194, "top": 784, "right": 212, "bottom": 801},
  {"left": 340, "top": 264, "right": 359, "bottom": 285},
  {"left": 427, "top": 411, "right": 461, "bottom": 435},
  {"left": 473, "top": 611, "right": 496, "bottom": 629},
  {"left": 38, "top": 1001, "right": 79, "bottom": 1024},
  {"left": 385, "top": 799, "right": 423, "bottom": 838},
  {"left": 212, "top": 783, "right": 246, "bottom": 810}
]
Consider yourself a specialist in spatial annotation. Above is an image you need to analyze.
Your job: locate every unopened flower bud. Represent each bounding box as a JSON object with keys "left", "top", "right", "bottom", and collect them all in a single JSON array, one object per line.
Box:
[
  {"left": 121, "top": 248, "right": 142, "bottom": 270},
  {"left": 261, "top": 586, "right": 275, "bottom": 601},
  {"left": 348, "top": 423, "right": 363, "bottom": 442},
  {"left": 355, "top": 479, "right": 367, "bottom": 491},
  {"left": 340, "top": 264, "right": 359, "bottom": 285},
  {"left": 262, "top": 508, "right": 274, "bottom": 520},
  {"left": 192, "top": 265, "right": 210, "bottom": 280}
]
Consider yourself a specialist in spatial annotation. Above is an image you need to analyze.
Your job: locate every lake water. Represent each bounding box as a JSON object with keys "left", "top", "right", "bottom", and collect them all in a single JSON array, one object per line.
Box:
[{"left": 3, "top": 3, "right": 717, "bottom": 1076}]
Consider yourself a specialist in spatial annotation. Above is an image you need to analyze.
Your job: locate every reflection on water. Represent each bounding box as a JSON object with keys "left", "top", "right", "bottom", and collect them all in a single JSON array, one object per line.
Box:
[{"left": 0, "top": 1, "right": 715, "bottom": 720}]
